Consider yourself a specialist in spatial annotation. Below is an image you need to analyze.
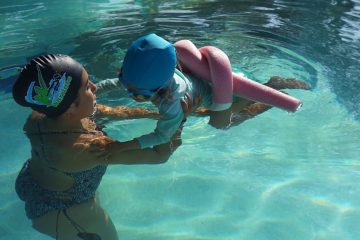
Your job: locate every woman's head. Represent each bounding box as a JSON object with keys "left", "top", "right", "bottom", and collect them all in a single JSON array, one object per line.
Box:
[
  {"left": 12, "top": 54, "right": 84, "bottom": 118},
  {"left": 119, "top": 33, "right": 176, "bottom": 94}
]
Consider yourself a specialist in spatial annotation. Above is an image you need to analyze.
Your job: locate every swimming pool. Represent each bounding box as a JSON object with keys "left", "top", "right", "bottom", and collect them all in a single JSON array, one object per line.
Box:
[{"left": 1, "top": 0, "right": 360, "bottom": 239}]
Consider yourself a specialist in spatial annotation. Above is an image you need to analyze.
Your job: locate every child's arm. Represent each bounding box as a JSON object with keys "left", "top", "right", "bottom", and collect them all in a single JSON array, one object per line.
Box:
[
  {"left": 95, "top": 78, "right": 122, "bottom": 95},
  {"left": 105, "top": 126, "right": 183, "bottom": 165},
  {"left": 136, "top": 99, "right": 185, "bottom": 149},
  {"left": 95, "top": 96, "right": 194, "bottom": 151}
]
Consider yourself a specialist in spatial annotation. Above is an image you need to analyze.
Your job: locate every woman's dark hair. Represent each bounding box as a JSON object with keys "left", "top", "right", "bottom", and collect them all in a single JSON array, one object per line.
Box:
[{"left": 12, "top": 54, "right": 84, "bottom": 118}]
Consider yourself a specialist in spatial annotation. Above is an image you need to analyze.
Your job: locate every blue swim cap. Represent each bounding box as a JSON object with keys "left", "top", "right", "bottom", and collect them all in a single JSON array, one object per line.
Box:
[{"left": 120, "top": 33, "right": 176, "bottom": 90}]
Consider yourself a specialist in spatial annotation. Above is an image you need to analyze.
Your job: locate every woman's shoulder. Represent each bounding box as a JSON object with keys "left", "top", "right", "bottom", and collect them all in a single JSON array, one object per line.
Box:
[
  {"left": 21, "top": 115, "right": 112, "bottom": 172},
  {"left": 23, "top": 113, "right": 105, "bottom": 147}
]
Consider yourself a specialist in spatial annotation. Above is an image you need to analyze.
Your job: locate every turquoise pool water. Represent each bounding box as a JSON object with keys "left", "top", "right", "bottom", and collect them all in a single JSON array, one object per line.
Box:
[{"left": 1, "top": 0, "right": 360, "bottom": 239}]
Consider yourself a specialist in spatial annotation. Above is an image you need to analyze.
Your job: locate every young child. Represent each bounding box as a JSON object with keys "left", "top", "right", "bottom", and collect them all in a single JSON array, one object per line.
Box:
[{"left": 103, "top": 33, "right": 309, "bottom": 150}]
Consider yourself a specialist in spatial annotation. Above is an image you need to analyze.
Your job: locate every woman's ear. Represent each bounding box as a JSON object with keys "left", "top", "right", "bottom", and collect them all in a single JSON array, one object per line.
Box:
[{"left": 62, "top": 103, "right": 77, "bottom": 119}]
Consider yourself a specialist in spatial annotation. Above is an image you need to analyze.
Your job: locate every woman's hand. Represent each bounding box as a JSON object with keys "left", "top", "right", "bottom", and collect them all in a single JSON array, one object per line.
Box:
[
  {"left": 85, "top": 135, "right": 114, "bottom": 161},
  {"left": 180, "top": 92, "right": 201, "bottom": 118},
  {"left": 153, "top": 123, "right": 184, "bottom": 157}
]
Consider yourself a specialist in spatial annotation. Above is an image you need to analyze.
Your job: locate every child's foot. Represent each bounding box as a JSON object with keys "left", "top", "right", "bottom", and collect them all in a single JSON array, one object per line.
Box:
[
  {"left": 241, "top": 103, "right": 273, "bottom": 117},
  {"left": 265, "top": 76, "right": 311, "bottom": 90},
  {"left": 230, "top": 103, "right": 273, "bottom": 126}
]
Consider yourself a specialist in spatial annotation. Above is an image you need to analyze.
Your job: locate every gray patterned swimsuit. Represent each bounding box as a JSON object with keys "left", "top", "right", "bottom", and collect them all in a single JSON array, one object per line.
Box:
[
  {"left": 15, "top": 122, "right": 108, "bottom": 219},
  {"left": 16, "top": 161, "right": 107, "bottom": 219}
]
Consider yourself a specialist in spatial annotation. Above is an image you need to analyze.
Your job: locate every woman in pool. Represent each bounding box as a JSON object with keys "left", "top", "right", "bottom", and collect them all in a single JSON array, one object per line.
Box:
[{"left": 12, "top": 54, "right": 189, "bottom": 240}]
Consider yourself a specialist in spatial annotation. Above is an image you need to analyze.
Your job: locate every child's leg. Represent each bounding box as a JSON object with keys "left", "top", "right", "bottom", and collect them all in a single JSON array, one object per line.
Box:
[
  {"left": 174, "top": 40, "right": 309, "bottom": 126},
  {"left": 229, "top": 77, "right": 310, "bottom": 126},
  {"left": 264, "top": 76, "right": 310, "bottom": 90},
  {"left": 230, "top": 75, "right": 310, "bottom": 114},
  {"left": 230, "top": 103, "right": 273, "bottom": 126}
]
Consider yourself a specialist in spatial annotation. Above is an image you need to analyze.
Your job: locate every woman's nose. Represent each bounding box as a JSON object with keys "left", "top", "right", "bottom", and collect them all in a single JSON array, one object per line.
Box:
[{"left": 90, "top": 81, "right": 97, "bottom": 92}]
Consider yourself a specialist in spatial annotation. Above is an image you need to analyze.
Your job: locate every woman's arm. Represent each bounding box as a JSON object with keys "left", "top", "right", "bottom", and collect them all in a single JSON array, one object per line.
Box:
[
  {"left": 106, "top": 142, "right": 176, "bottom": 164},
  {"left": 95, "top": 104, "right": 159, "bottom": 120},
  {"left": 95, "top": 91, "right": 200, "bottom": 121},
  {"left": 87, "top": 124, "right": 183, "bottom": 165}
]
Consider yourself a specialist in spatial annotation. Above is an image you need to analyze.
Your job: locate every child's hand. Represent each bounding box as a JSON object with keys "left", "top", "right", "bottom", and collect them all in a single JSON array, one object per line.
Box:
[{"left": 181, "top": 92, "right": 201, "bottom": 118}]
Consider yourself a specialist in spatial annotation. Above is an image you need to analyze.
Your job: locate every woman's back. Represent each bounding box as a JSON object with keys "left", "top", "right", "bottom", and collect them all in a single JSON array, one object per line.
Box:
[{"left": 17, "top": 112, "right": 108, "bottom": 219}]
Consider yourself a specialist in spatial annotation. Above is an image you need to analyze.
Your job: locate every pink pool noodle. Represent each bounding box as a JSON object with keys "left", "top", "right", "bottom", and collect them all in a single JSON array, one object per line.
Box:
[
  {"left": 232, "top": 73, "right": 301, "bottom": 112},
  {"left": 175, "top": 40, "right": 301, "bottom": 112}
]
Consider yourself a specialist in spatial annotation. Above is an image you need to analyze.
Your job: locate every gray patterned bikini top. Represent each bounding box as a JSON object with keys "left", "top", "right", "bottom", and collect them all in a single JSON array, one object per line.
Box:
[{"left": 24, "top": 121, "right": 108, "bottom": 204}]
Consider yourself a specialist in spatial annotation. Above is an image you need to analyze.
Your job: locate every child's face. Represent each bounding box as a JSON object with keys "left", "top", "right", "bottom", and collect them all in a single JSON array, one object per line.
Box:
[{"left": 125, "top": 85, "right": 160, "bottom": 102}]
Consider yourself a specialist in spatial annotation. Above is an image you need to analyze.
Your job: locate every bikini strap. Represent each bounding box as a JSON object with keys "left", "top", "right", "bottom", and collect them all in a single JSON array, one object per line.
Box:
[
  {"left": 27, "top": 129, "right": 98, "bottom": 136},
  {"left": 32, "top": 122, "right": 96, "bottom": 173}
]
